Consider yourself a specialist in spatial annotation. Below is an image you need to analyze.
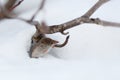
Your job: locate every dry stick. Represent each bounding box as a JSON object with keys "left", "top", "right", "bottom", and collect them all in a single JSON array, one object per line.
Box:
[
  {"left": 55, "top": 35, "right": 70, "bottom": 48},
  {"left": 0, "top": 8, "right": 4, "bottom": 19},
  {"left": 30, "top": 0, "right": 46, "bottom": 22},
  {"left": 5, "top": 0, "right": 17, "bottom": 10},
  {"left": 0, "top": 0, "right": 10, "bottom": 19},
  {"left": 0, "top": 0, "right": 2, "bottom": 11},
  {"left": 45, "top": 0, "right": 112, "bottom": 34},
  {"left": 83, "top": 0, "right": 110, "bottom": 18},
  {"left": 3, "top": 0, "right": 120, "bottom": 34},
  {"left": 0, "top": 0, "right": 23, "bottom": 19},
  {"left": 100, "top": 20, "right": 120, "bottom": 27},
  {"left": 88, "top": 18, "right": 120, "bottom": 27},
  {"left": 9, "top": 0, "right": 24, "bottom": 11},
  {"left": 47, "top": 15, "right": 120, "bottom": 35}
]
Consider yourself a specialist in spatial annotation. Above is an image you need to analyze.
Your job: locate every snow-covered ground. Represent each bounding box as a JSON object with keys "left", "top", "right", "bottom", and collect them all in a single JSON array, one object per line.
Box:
[{"left": 0, "top": 0, "right": 120, "bottom": 80}]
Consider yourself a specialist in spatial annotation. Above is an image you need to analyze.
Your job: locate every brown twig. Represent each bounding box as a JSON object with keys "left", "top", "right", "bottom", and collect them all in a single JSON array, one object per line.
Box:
[
  {"left": 55, "top": 35, "right": 70, "bottom": 48},
  {"left": 39, "top": 0, "right": 120, "bottom": 34},
  {"left": 5, "top": 0, "right": 17, "bottom": 10},
  {"left": 1, "top": 0, "right": 120, "bottom": 58},
  {"left": 30, "top": 0, "right": 46, "bottom": 22},
  {"left": 89, "top": 18, "right": 120, "bottom": 27},
  {"left": 4, "top": 0, "right": 120, "bottom": 34},
  {"left": 9, "top": 0, "right": 24, "bottom": 12},
  {"left": 0, "top": 0, "right": 22, "bottom": 19},
  {"left": 82, "top": 0, "right": 110, "bottom": 18},
  {"left": 45, "top": 16, "right": 120, "bottom": 34}
]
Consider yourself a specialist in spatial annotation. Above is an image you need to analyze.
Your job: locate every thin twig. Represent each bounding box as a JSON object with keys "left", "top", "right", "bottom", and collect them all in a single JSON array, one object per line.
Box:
[
  {"left": 55, "top": 35, "right": 70, "bottom": 48},
  {"left": 82, "top": 0, "right": 110, "bottom": 18},
  {"left": 89, "top": 18, "right": 120, "bottom": 27},
  {"left": 9, "top": 0, "right": 24, "bottom": 12},
  {"left": 5, "top": 0, "right": 17, "bottom": 10},
  {"left": 30, "top": 0, "right": 46, "bottom": 22}
]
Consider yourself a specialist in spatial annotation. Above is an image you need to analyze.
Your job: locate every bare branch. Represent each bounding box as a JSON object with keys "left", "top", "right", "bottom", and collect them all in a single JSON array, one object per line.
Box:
[
  {"left": 88, "top": 18, "right": 120, "bottom": 27},
  {"left": 28, "top": 0, "right": 111, "bottom": 34},
  {"left": 45, "top": 17, "right": 120, "bottom": 34},
  {"left": 3, "top": 0, "right": 119, "bottom": 58},
  {"left": 9, "top": 0, "right": 120, "bottom": 35},
  {"left": 1, "top": 0, "right": 120, "bottom": 58},
  {"left": 55, "top": 35, "right": 70, "bottom": 48},
  {"left": 100, "top": 20, "right": 120, "bottom": 27},
  {"left": 39, "top": 0, "right": 115, "bottom": 34},
  {"left": 43, "top": 17, "right": 84, "bottom": 34},
  {"left": 9, "top": 0, "right": 24, "bottom": 12},
  {"left": 0, "top": 0, "right": 24, "bottom": 20},
  {"left": 30, "top": 0, "right": 46, "bottom": 22},
  {"left": 5, "top": 0, "right": 17, "bottom": 10},
  {"left": 82, "top": 0, "right": 110, "bottom": 18}
]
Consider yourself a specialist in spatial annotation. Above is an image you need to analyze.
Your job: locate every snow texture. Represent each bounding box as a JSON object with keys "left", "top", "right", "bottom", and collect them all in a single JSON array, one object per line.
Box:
[{"left": 0, "top": 0, "right": 120, "bottom": 80}]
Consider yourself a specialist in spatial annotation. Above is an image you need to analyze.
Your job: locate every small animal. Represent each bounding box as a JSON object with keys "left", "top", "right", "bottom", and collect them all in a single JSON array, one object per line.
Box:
[{"left": 29, "top": 37, "right": 58, "bottom": 58}]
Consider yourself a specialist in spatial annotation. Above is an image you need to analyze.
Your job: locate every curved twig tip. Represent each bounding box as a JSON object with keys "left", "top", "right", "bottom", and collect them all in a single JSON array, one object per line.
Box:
[
  {"left": 61, "top": 31, "right": 69, "bottom": 35},
  {"left": 55, "top": 35, "right": 70, "bottom": 48}
]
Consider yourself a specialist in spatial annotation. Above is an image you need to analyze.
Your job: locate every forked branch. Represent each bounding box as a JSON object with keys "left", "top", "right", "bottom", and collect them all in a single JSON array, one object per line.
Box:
[
  {"left": 1, "top": 0, "right": 120, "bottom": 58},
  {"left": 1, "top": 0, "right": 120, "bottom": 34},
  {"left": 42, "top": 0, "right": 120, "bottom": 34},
  {"left": 2, "top": 0, "right": 120, "bottom": 40}
]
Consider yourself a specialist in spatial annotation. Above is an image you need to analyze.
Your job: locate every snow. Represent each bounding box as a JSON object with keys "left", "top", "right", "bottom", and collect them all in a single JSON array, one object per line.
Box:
[{"left": 0, "top": 0, "right": 120, "bottom": 80}]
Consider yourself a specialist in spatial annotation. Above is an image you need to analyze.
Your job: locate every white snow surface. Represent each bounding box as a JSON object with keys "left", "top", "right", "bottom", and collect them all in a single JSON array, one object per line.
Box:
[{"left": 0, "top": 0, "right": 120, "bottom": 80}]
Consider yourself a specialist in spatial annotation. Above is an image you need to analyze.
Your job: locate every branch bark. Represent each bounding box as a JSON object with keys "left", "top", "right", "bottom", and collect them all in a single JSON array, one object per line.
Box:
[
  {"left": 5, "top": 0, "right": 17, "bottom": 10},
  {"left": 9, "top": 0, "right": 23, "bottom": 11},
  {"left": 40, "top": 0, "right": 120, "bottom": 34},
  {"left": 1, "top": 0, "right": 120, "bottom": 58},
  {"left": 0, "top": 0, "right": 17, "bottom": 19},
  {"left": 82, "top": 0, "right": 110, "bottom": 18},
  {"left": 30, "top": 0, "right": 46, "bottom": 22}
]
